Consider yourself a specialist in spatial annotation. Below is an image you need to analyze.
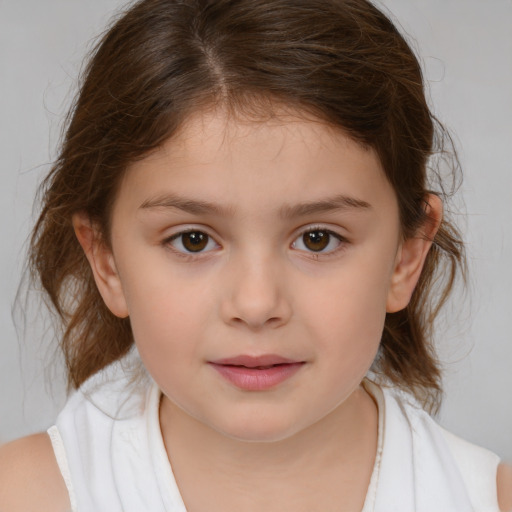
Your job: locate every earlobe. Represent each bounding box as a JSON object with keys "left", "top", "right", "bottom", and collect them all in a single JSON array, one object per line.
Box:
[
  {"left": 72, "top": 213, "right": 129, "bottom": 318},
  {"left": 386, "top": 194, "right": 443, "bottom": 313}
]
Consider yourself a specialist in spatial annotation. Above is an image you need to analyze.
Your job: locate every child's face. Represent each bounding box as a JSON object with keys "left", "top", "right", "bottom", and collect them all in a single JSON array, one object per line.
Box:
[{"left": 90, "top": 106, "right": 424, "bottom": 442}]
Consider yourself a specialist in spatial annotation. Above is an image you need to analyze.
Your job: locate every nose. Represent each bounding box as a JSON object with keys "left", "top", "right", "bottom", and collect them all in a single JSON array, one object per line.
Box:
[{"left": 220, "top": 252, "right": 292, "bottom": 330}]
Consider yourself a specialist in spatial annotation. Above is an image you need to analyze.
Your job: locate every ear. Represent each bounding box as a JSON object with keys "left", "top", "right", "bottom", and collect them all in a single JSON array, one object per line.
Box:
[
  {"left": 386, "top": 194, "right": 442, "bottom": 313},
  {"left": 72, "top": 212, "right": 129, "bottom": 318}
]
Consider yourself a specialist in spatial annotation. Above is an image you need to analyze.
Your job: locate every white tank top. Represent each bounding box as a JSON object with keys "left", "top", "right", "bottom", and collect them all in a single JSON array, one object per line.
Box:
[{"left": 48, "top": 358, "right": 501, "bottom": 512}]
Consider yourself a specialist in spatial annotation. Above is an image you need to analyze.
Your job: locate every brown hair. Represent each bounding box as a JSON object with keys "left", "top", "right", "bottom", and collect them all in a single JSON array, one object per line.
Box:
[{"left": 30, "top": 0, "right": 464, "bottom": 410}]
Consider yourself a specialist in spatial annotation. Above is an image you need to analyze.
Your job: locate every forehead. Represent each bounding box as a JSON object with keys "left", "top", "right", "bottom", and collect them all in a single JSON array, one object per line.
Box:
[
  {"left": 160, "top": 105, "right": 369, "bottom": 166},
  {"left": 117, "top": 106, "right": 396, "bottom": 218}
]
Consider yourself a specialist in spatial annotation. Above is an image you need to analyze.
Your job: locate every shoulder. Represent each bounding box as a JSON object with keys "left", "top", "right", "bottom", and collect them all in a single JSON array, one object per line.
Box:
[
  {"left": 0, "top": 433, "right": 71, "bottom": 512},
  {"left": 498, "top": 463, "right": 512, "bottom": 512},
  {"left": 381, "top": 385, "right": 507, "bottom": 510},
  {"left": 439, "top": 426, "right": 511, "bottom": 511}
]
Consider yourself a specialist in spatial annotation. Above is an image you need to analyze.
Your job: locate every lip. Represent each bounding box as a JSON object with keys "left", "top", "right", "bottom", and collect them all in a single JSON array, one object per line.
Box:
[
  {"left": 210, "top": 354, "right": 299, "bottom": 367},
  {"left": 208, "top": 354, "right": 305, "bottom": 391}
]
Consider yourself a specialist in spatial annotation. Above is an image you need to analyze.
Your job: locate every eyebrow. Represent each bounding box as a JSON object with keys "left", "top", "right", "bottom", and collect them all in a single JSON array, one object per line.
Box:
[
  {"left": 140, "top": 194, "right": 235, "bottom": 216},
  {"left": 279, "top": 194, "right": 372, "bottom": 218},
  {"left": 139, "top": 193, "right": 371, "bottom": 217}
]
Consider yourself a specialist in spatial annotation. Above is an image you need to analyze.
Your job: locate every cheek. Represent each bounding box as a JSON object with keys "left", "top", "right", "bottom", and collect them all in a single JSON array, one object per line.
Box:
[
  {"left": 115, "top": 254, "right": 201, "bottom": 349},
  {"left": 128, "top": 282, "right": 210, "bottom": 343},
  {"left": 305, "top": 258, "right": 391, "bottom": 327},
  {"left": 298, "top": 256, "right": 391, "bottom": 364},
  {"left": 118, "top": 240, "right": 212, "bottom": 320},
  {"left": 128, "top": 286, "right": 205, "bottom": 393}
]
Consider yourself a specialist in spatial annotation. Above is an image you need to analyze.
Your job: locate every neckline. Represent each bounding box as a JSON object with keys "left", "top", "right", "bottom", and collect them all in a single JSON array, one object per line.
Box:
[
  {"left": 360, "top": 378, "right": 385, "bottom": 512},
  {"left": 148, "top": 378, "right": 385, "bottom": 512}
]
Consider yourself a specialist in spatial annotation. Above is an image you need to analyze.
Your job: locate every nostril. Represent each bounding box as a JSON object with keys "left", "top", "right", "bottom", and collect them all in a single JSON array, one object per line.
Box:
[{"left": 220, "top": 276, "right": 292, "bottom": 329}]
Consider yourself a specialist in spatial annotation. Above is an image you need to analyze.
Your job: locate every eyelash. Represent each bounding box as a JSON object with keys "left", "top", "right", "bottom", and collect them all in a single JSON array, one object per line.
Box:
[
  {"left": 163, "top": 226, "right": 348, "bottom": 259},
  {"left": 164, "top": 229, "right": 220, "bottom": 259},
  {"left": 291, "top": 227, "right": 347, "bottom": 258}
]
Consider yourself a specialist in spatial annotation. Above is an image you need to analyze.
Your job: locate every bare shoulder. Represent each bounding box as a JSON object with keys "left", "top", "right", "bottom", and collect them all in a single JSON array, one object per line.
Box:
[
  {"left": 498, "top": 463, "right": 512, "bottom": 512},
  {"left": 0, "top": 433, "right": 71, "bottom": 512}
]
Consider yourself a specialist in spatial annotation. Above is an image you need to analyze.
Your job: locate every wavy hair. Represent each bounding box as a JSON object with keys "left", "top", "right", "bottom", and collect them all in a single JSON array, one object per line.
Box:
[{"left": 29, "top": 0, "right": 465, "bottom": 411}]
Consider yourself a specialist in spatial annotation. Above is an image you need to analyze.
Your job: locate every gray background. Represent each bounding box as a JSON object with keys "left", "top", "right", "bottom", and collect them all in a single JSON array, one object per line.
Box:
[{"left": 1, "top": 0, "right": 511, "bottom": 461}]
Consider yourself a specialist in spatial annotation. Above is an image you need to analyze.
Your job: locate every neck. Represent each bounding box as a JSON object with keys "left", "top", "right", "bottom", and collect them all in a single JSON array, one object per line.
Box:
[{"left": 159, "top": 384, "right": 378, "bottom": 489}]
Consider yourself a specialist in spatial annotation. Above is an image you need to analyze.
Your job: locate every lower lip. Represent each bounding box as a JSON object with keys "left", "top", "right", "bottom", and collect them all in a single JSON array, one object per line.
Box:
[{"left": 209, "top": 362, "right": 304, "bottom": 391}]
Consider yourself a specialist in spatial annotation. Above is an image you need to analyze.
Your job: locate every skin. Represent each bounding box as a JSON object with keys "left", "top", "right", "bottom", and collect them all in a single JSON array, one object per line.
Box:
[
  {"left": 0, "top": 107, "right": 510, "bottom": 511},
  {"left": 80, "top": 106, "right": 437, "bottom": 510},
  {"left": 103, "top": 108, "right": 409, "bottom": 446}
]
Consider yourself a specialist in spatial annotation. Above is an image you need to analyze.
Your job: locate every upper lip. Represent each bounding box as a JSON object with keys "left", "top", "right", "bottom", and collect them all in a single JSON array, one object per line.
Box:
[{"left": 209, "top": 355, "right": 301, "bottom": 367}]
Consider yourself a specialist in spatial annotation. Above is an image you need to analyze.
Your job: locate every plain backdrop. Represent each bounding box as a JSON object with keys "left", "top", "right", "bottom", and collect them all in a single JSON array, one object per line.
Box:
[{"left": 0, "top": 0, "right": 511, "bottom": 461}]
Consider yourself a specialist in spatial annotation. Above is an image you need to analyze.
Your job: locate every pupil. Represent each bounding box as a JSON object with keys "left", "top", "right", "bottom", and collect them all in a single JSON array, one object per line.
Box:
[
  {"left": 304, "top": 231, "right": 329, "bottom": 251},
  {"left": 183, "top": 232, "right": 208, "bottom": 252}
]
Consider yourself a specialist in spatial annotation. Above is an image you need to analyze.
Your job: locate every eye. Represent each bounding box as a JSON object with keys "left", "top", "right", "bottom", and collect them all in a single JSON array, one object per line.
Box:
[
  {"left": 292, "top": 228, "right": 344, "bottom": 254},
  {"left": 167, "top": 230, "right": 219, "bottom": 254}
]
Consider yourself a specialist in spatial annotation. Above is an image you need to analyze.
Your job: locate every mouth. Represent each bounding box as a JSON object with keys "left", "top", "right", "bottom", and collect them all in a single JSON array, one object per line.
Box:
[
  {"left": 210, "top": 354, "right": 300, "bottom": 367},
  {"left": 208, "top": 355, "right": 305, "bottom": 391}
]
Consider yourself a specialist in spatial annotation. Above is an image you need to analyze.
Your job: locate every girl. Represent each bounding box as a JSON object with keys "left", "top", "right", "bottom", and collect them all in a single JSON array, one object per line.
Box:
[{"left": 0, "top": 0, "right": 511, "bottom": 510}]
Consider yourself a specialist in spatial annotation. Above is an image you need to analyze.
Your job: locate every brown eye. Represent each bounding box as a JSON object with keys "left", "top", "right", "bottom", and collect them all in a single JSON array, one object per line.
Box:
[
  {"left": 169, "top": 230, "right": 218, "bottom": 254},
  {"left": 292, "top": 228, "right": 343, "bottom": 254},
  {"left": 303, "top": 230, "right": 330, "bottom": 252},
  {"left": 181, "top": 231, "right": 208, "bottom": 252}
]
